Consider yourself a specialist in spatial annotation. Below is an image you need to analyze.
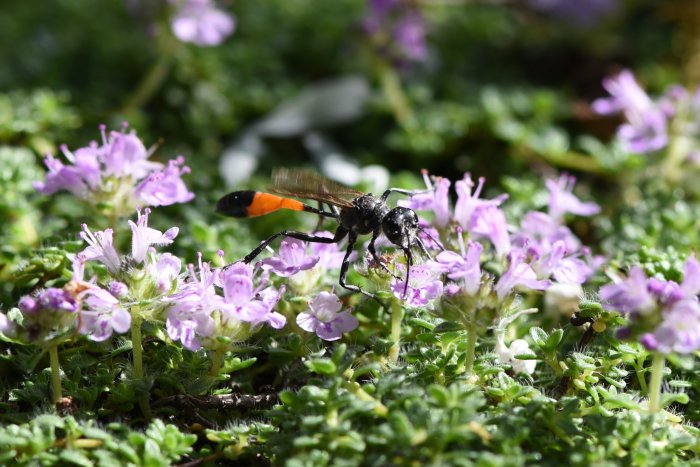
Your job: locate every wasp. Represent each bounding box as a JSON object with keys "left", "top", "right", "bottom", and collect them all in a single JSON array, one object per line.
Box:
[{"left": 216, "top": 168, "right": 434, "bottom": 297}]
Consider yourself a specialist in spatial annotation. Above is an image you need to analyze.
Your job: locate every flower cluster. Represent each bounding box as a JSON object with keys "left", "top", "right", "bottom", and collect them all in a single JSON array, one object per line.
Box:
[
  {"left": 362, "top": 0, "right": 427, "bottom": 65},
  {"left": 165, "top": 257, "right": 286, "bottom": 351},
  {"left": 600, "top": 257, "right": 700, "bottom": 354},
  {"left": 390, "top": 170, "right": 602, "bottom": 370},
  {"left": 592, "top": 70, "right": 700, "bottom": 160},
  {"left": 34, "top": 124, "right": 194, "bottom": 217},
  {"left": 402, "top": 172, "right": 601, "bottom": 312},
  {"left": 171, "top": 0, "right": 235, "bottom": 47}
]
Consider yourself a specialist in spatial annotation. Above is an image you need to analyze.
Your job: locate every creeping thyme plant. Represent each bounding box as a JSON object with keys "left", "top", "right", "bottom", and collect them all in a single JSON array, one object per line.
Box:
[{"left": 5, "top": 0, "right": 700, "bottom": 465}]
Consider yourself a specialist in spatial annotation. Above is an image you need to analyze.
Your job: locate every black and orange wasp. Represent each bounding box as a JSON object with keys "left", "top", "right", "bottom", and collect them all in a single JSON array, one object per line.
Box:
[{"left": 215, "top": 168, "right": 435, "bottom": 297}]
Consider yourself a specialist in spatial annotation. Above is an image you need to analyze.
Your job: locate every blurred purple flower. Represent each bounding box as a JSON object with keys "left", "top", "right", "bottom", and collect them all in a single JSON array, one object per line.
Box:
[
  {"left": 495, "top": 252, "right": 550, "bottom": 301},
  {"left": 135, "top": 157, "right": 195, "bottom": 207},
  {"left": 363, "top": 0, "right": 427, "bottom": 65},
  {"left": 640, "top": 299, "right": 700, "bottom": 354},
  {"left": 259, "top": 237, "right": 320, "bottom": 277},
  {"left": 599, "top": 267, "right": 655, "bottom": 315},
  {"left": 171, "top": 0, "right": 235, "bottom": 47},
  {"left": 601, "top": 257, "right": 700, "bottom": 354},
  {"left": 297, "top": 291, "right": 358, "bottom": 341},
  {"left": 546, "top": 174, "right": 600, "bottom": 221},
  {"left": 592, "top": 70, "right": 669, "bottom": 153}
]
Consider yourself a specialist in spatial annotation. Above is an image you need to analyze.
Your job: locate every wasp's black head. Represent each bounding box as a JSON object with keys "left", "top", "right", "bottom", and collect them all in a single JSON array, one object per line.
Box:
[{"left": 382, "top": 207, "right": 419, "bottom": 249}]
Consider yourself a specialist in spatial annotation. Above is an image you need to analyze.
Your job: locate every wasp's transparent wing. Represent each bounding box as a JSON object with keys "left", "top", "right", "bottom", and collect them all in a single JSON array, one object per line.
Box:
[{"left": 269, "top": 168, "right": 363, "bottom": 208}]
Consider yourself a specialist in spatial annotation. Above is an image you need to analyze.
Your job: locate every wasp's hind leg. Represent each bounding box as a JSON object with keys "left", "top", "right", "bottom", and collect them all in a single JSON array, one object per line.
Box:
[
  {"left": 338, "top": 232, "right": 375, "bottom": 299},
  {"left": 243, "top": 226, "right": 348, "bottom": 264}
]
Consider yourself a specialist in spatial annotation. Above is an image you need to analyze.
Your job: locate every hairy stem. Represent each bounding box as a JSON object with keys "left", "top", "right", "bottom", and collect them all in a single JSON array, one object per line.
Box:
[
  {"left": 209, "top": 348, "right": 226, "bottom": 377},
  {"left": 648, "top": 353, "right": 665, "bottom": 413},
  {"left": 463, "top": 316, "right": 478, "bottom": 376},
  {"left": 388, "top": 298, "right": 404, "bottom": 364},
  {"left": 131, "top": 317, "right": 152, "bottom": 419},
  {"left": 49, "top": 344, "right": 62, "bottom": 404}
]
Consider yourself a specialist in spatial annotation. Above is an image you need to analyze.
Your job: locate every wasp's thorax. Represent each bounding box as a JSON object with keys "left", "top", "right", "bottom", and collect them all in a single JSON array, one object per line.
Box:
[{"left": 340, "top": 194, "right": 390, "bottom": 235}]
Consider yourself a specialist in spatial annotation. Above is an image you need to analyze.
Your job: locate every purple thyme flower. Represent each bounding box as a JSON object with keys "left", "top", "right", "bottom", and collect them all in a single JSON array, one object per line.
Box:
[
  {"left": 259, "top": 237, "right": 320, "bottom": 277},
  {"left": 33, "top": 145, "right": 101, "bottom": 198},
  {"left": 79, "top": 287, "right": 131, "bottom": 342},
  {"left": 165, "top": 255, "right": 220, "bottom": 350},
  {"left": 37, "top": 288, "right": 79, "bottom": 313},
  {"left": 399, "top": 172, "right": 451, "bottom": 228},
  {"left": 128, "top": 208, "right": 179, "bottom": 264},
  {"left": 513, "top": 211, "right": 582, "bottom": 257},
  {"left": 639, "top": 299, "right": 700, "bottom": 354},
  {"left": 221, "top": 262, "right": 286, "bottom": 329},
  {"left": 470, "top": 205, "right": 511, "bottom": 258},
  {"left": 296, "top": 291, "right": 358, "bottom": 341},
  {"left": 391, "top": 264, "right": 443, "bottom": 307},
  {"left": 546, "top": 174, "right": 600, "bottom": 222},
  {"left": 599, "top": 267, "right": 655, "bottom": 315},
  {"left": 600, "top": 257, "right": 700, "bottom": 354},
  {"left": 454, "top": 174, "right": 508, "bottom": 231},
  {"left": 309, "top": 231, "right": 350, "bottom": 270},
  {"left": 34, "top": 124, "right": 194, "bottom": 215},
  {"left": 495, "top": 251, "right": 550, "bottom": 302},
  {"left": 171, "top": 0, "right": 235, "bottom": 47},
  {"left": 108, "top": 281, "right": 129, "bottom": 299},
  {"left": 592, "top": 70, "right": 669, "bottom": 153},
  {"left": 80, "top": 225, "right": 121, "bottom": 274},
  {"left": 432, "top": 236, "right": 483, "bottom": 296},
  {"left": 147, "top": 252, "right": 182, "bottom": 294}
]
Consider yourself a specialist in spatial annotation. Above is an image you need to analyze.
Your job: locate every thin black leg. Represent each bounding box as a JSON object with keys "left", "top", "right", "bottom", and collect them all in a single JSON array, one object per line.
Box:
[
  {"left": 402, "top": 248, "right": 413, "bottom": 298},
  {"left": 339, "top": 232, "right": 373, "bottom": 298},
  {"left": 380, "top": 188, "right": 431, "bottom": 202},
  {"left": 243, "top": 227, "right": 348, "bottom": 264}
]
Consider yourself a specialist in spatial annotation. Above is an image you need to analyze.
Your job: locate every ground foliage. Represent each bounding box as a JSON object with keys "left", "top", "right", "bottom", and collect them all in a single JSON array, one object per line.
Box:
[{"left": 3, "top": 0, "right": 700, "bottom": 466}]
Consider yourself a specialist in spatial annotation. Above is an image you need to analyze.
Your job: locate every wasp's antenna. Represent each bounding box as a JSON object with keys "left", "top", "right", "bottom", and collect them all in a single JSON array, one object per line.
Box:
[{"left": 417, "top": 225, "right": 445, "bottom": 252}]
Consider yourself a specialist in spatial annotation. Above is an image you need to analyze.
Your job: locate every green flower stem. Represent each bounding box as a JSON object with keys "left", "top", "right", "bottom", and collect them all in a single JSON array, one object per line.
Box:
[
  {"left": 120, "top": 51, "right": 174, "bottom": 114},
  {"left": 131, "top": 317, "right": 152, "bottom": 419},
  {"left": 209, "top": 348, "right": 226, "bottom": 377},
  {"left": 388, "top": 298, "right": 404, "bottom": 364},
  {"left": 463, "top": 317, "right": 478, "bottom": 376},
  {"left": 378, "top": 63, "right": 415, "bottom": 129},
  {"left": 49, "top": 344, "right": 62, "bottom": 404},
  {"left": 634, "top": 354, "right": 648, "bottom": 395},
  {"left": 648, "top": 353, "right": 665, "bottom": 413}
]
